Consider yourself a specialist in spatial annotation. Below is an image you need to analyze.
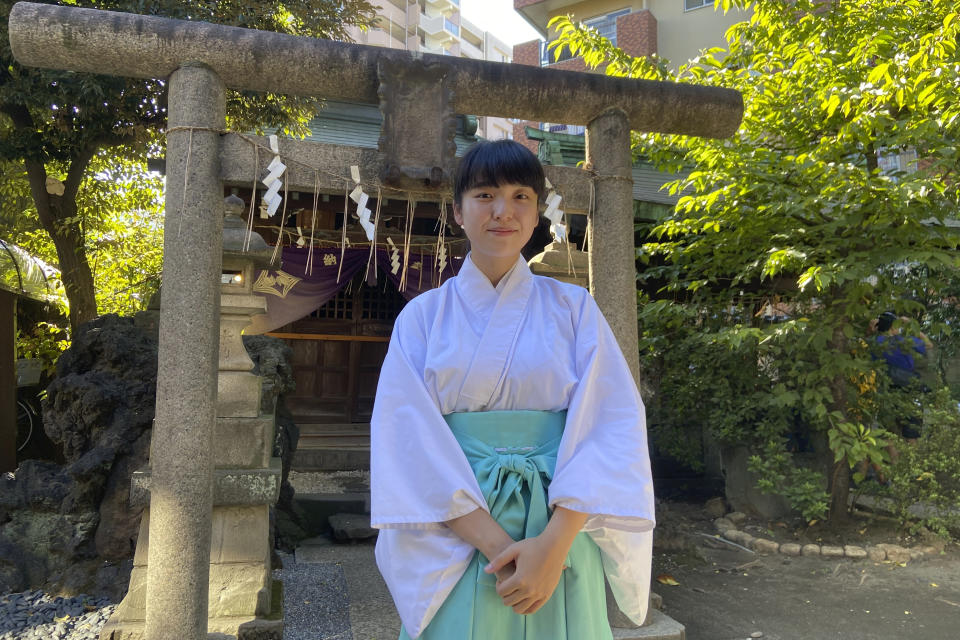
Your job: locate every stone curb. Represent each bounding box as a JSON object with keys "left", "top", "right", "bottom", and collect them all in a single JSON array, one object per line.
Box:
[{"left": 711, "top": 513, "right": 942, "bottom": 563}]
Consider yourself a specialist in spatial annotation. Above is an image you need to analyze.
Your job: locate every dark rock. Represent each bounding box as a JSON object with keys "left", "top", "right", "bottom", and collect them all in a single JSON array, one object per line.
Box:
[
  {"left": 328, "top": 513, "right": 377, "bottom": 541},
  {"left": 94, "top": 431, "right": 150, "bottom": 560},
  {"left": 1, "top": 315, "right": 155, "bottom": 595},
  {"left": 2, "top": 317, "right": 300, "bottom": 598},
  {"left": 704, "top": 496, "right": 727, "bottom": 519},
  {"left": 243, "top": 334, "right": 295, "bottom": 415}
]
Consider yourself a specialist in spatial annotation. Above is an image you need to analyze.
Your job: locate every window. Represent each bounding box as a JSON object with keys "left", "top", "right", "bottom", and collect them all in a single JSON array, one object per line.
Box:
[
  {"left": 584, "top": 8, "right": 630, "bottom": 46},
  {"left": 541, "top": 39, "right": 577, "bottom": 65},
  {"left": 684, "top": 0, "right": 712, "bottom": 11}
]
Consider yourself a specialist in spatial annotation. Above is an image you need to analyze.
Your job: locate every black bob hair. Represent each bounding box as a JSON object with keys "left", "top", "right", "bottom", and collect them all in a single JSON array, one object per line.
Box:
[
  {"left": 877, "top": 311, "right": 898, "bottom": 333},
  {"left": 453, "top": 140, "right": 547, "bottom": 207}
]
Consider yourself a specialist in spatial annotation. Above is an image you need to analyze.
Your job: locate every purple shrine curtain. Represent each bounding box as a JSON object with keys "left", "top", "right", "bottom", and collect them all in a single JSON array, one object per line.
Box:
[{"left": 246, "top": 247, "right": 463, "bottom": 334}]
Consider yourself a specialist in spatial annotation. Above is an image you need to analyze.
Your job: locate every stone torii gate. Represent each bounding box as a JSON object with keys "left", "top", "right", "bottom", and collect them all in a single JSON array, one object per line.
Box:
[{"left": 8, "top": 2, "right": 742, "bottom": 639}]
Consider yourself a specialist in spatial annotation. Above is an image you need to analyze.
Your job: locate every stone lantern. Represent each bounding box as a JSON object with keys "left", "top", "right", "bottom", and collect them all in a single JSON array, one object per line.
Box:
[
  {"left": 108, "top": 195, "right": 284, "bottom": 639},
  {"left": 528, "top": 241, "right": 590, "bottom": 289},
  {"left": 218, "top": 193, "right": 273, "bottom": 414}
]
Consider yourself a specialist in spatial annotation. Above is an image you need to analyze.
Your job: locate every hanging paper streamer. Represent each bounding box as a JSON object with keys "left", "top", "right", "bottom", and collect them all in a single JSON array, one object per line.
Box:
[
  {"left": 305, "top": 172, "right": 320, "bottom": 276},
  {"left": 543, "top": 190, "right": 567, "bottom": 243},
  {"left": 365, "top": 187, "right": 382, "bottom": 281},
  {"left": 348, "top": 165, "right": 376, "bottom": 241},
  {"left": 261, "top": 135, "right": 286, "bottom": 218},
  {"left": 337, "top": 187, "right": 349, "bottom": 284},
  {"left": 437, "top": 242, "right": 448, "bottom": 273},
  {"left": 399, "top": 197, "right": 415, "bottom": 292},
  {"left": 435, "top": 199, "right": 449, "bottom": 283},
  {"left": 386, "top": 237, "right": 401, "bottom": 275}
]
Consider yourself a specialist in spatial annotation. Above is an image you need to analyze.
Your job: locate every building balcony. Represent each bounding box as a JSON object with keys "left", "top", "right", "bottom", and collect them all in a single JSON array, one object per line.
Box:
[
  {"left": 377, "top": 0, "right": 409, "bottom": 27},
  {"left": 514, "top": 0, "right": 581, "bottom": 36},
  {"left": 420, "top": 13, "right": 459, "bottom": 44},
  {"left": 459, "top": 37, "right": 483, "bottom": 60},
  {"left": 421, "top": 43, "right": 449, "bottom": 56},
  {"left": 426, "top": 0, "right": 460, "bottom": 13}
]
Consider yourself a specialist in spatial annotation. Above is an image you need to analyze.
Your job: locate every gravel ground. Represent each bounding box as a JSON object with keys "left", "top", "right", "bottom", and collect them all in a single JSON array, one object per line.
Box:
[
  {"left": 1, "top": 554, "right": 351, "bottom": 640},
  {"left": 279, "top": 552, "right": 352, "bottom": 640},
  {"left": 0, "top": 590, "right": 116, "bottom": 640}
]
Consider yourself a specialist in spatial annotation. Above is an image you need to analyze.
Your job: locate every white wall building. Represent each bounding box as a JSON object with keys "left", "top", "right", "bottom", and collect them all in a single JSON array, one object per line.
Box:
[{"left": 346, "top": 0, "right": 515, "bottom": 141}]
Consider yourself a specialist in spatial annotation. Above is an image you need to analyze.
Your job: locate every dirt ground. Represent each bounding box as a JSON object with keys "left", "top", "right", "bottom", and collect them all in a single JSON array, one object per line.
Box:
[{"left": 652, "top": 501, "right": 960, "bottom": 640}]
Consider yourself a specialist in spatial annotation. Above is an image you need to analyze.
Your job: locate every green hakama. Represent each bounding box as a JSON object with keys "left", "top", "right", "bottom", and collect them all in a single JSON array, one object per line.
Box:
[{"left": 399, "top": 410, "right": 613, "bottom": 640}]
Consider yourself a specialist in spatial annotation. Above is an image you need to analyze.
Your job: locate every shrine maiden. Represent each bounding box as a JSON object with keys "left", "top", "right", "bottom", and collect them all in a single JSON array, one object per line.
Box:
[{"left": 371, "top": 140, "right": 655, "bottom": 639}]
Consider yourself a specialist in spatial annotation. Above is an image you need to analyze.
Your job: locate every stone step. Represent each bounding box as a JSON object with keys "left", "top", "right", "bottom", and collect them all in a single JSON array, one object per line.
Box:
[
  {"left": 293, "top": 492, "right": 369, "bottom": 534},
  {"left": 292, "top": 446, "right": 370, "bottom": 471},
  {"left": 613, "top": 610, "right": 686, "bottom": 640},
  {"left": 294, "top": 541, "right": 686, "bottom": 640}
]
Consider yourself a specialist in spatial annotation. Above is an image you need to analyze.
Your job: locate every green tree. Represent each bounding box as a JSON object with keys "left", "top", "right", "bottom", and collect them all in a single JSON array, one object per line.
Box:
[
  {"left": 552, "top": 0, "right": 960, "bottom": 522},
  {"left": 0, "top": 0, "right": 375, "bottom": 333}
]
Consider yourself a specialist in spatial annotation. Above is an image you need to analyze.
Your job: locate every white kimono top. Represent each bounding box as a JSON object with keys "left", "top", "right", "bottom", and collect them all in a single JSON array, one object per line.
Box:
[{"left": 371, "top": 253, "right": 655, "bottom": 638}]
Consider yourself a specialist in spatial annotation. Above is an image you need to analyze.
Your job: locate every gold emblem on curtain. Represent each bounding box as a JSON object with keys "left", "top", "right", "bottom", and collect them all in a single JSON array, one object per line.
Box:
[{"left": 253, "top": 270, "right": 301, "bottom": 298}]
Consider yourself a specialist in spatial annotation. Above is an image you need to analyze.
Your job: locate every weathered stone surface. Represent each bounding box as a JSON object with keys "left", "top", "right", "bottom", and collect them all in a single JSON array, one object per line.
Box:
[
  {"left": 236, "top": 617, "right": 284, "bottom": 640},
  {"left": 780, "top": 543, "right": 802, "bottom": 556},
  {"left": 208, "top": 562, "right": 272, "bottom": 617},
  {"left": 820, "top": 545, "right": 845, "bottom": 558},
  {"left": 329, "top": 513, "right": 377, "bottom": 541},
  {"left": 377, "top": 56, "right": 457, "bottom": 190},
  {"left": 144, "top": 62, "right": 226, "bottom": 640},
  {"left": 844, "top": 545, "right": 867, "bottom": 559},
  {"left": 8, "top": 3, "right": 744, "bottom": 139},
  {"left": 209, "top": 506, "right": 270, "bottom": 564},
  {"left": 704, "top": 497, "right": 727, "bottom": 519},
  {"left": 724, "top": 530, "right": 754, "bottom": 547},
  {"left": 215, "top": 416, "right": 275, "bottom": 469},
  {"left": 751, "top": 538, "right": 780, "bottom": 554},
  {"left": 714, "top": 517, "right": 735, "bottom": 533},
  {"left": 727, "top": 511, "right": 747, "bottom": 526},
  {"left": 131, "top": 460, "right": 282, "bottom": 507},
  {"left": 586, "top": 109, "right": 640, "bottom": 387},
  {"left": 877, "top": 543, "right": 911, "bottom": 564},
  {"left": 801, "top": 544, "right": 821, "bottom": 557},
  {"left": 866, "top": 546, "right": 886, "bottom": 562},
  {"left": 218, "top": 371, "right": 262, "bottom": 418}
]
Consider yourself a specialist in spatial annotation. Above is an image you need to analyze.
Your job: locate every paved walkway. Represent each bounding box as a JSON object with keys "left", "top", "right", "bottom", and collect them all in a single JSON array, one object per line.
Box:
[
  {"left": 284, "top": 538, "right": 685, "bottom": 640},
  {"left": 286, "top": 541, "right": 399, "bottom": 640}
]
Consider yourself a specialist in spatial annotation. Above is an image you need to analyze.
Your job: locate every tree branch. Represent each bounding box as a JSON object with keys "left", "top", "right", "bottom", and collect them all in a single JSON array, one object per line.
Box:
[
  {"left": 62, "top": 145, "right": 100, "bottom": 201},
  {"left": 0, "top": 101, "right": 36, "bottom": 133}
]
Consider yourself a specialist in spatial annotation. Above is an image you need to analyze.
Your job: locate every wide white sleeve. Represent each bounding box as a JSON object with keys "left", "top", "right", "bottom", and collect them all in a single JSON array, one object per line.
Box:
[
  {"left": 371, "top": 305, "right": 488, "bottom": 637},
  {"left": 370, "top": 305, "right": 487, "bottom": 528},
  {"left": 547, "top": 291, "right": 656, "bottom": 626}
]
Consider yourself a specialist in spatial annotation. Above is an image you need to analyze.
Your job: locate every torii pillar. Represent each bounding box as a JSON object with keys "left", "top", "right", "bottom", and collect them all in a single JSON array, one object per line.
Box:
[{"left": 8, "top": 3, "right": 742, "bottom": 639}]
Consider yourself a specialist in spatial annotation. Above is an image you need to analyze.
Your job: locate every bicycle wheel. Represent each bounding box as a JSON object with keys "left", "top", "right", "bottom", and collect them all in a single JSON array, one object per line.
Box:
[{"left": 16, "top": 400, "right": 34, "bottom": 452}]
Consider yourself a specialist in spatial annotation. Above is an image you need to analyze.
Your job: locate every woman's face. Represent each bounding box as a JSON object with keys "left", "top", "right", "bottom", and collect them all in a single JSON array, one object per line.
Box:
[{"left": 454, "top": 182, "right": 539, "bottom": 268}]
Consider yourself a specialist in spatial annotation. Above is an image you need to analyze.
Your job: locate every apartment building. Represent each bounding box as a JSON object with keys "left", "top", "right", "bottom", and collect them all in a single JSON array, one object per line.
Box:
[
  {"left": 507, "top": 0, "right": 749, "bottom": 209},
  {"left": 345, "top": 0, "right": 515, "bottom": 140},
  {"left": 511, "top": 1, "right": 748, "bottom": 137},
  {"left": 513, "top": 0, "right": 747, "bottom": 71}
]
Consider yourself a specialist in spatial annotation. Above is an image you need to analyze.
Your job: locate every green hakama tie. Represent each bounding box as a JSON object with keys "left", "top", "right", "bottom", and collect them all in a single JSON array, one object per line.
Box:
[{"left": 399, "top": 410, "right": 613, "bottom": 640}]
